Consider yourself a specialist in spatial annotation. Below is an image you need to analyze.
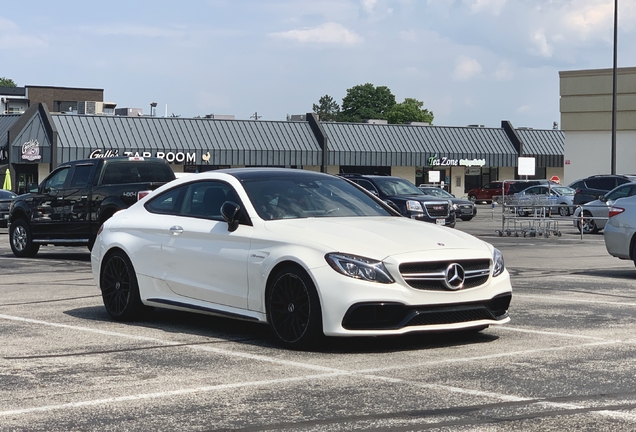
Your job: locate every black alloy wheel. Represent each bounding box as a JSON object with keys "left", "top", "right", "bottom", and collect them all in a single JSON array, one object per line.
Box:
[
  {"left": 9, "top": 219, "right": 40, "bottom": 258},
  {"left": 100, "top": 251, "right": 149, "bottom": 320},
  {"left": 267, "top": 266, "right": 323, "bottom": 349}
]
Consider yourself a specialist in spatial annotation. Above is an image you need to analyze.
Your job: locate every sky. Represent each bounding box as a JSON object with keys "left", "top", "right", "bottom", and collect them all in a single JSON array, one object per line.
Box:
[{"left": 1, "top": 0, "right": 635, "bottom": 129}]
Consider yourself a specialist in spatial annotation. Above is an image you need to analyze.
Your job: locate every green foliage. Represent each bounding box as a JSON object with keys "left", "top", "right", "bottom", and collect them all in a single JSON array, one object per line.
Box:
[
  {"left": 386, "top": 98, "right": 434, "bottom": 125},
  {"left": 339, "top": 83, "right": 396, "bottom": 122},
  {"left": 0, "top": 77, "right": 17, "bottom": 87},
  {"left": 312, "top": 95, "right": 340, "bottom": 122}
]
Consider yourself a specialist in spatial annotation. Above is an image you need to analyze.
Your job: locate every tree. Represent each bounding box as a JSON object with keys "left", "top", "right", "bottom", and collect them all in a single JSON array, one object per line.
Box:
[
  {"left": 0, "top": 77, "right": 17, "bottom": 87},
  {"left": 339, "top": 83, "right": 396, "bottom": 123},
  {"left": 312, "top": 95, "right": 340, "bottom": 122},
  {"left": 386, "top": 98, "right": 434, "bottom": 125}
]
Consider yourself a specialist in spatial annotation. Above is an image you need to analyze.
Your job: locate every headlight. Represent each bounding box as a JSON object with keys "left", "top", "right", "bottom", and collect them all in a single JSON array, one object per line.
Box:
[
  {"left": 406, "top": 200, "right": 423, "bottom": 212},
  {"left": 325, "top": 253, "right": 395, "bottom": 284},
  {"left": 452, "top": 203, "right": 459, "bottom": 210},
  {"left": 492, "top": 248, "right": 505, "bottom": 277}
]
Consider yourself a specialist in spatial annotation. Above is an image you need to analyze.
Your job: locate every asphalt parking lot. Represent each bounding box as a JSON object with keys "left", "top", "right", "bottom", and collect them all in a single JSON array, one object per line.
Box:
[{"left": 2, "top": 208, "right": 636, "bottom": 431}]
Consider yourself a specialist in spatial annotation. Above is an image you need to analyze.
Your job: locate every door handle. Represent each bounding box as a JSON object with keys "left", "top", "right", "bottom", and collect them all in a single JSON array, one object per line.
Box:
[{"left": 169, "top": 225, "right": 183, "bottom": 235}]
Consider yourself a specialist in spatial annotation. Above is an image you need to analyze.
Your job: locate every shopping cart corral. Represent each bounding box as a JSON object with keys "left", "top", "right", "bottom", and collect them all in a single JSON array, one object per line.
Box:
[{"left": 496, "top": 181, "right": 562, "bottom": 238}]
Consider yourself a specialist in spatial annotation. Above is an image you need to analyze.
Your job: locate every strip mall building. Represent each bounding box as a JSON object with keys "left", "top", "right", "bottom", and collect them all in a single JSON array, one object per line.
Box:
[{"left": 1, "top": 103, "right": 564, "bottom": 196}]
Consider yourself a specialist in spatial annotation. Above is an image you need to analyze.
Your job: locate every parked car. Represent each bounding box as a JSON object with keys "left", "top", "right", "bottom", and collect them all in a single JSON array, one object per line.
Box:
[
  {"left": 91, "top": 168, "right": 512, "bottom": 348},
  {"left": 572, "top": 174, "right": 636, "bottom": 206},
  {"left": 0, "top": 189, "right": 17, "bottom": 228},
  {"left": 512, "top": 184, "right": 575, "bottom": 217},
  {"left": 467, "top": 180, "right": 554, "bottom": 204},
  {"left": 418, "top": 186, "right": 477, "bottom": 221},
  {"left": 340, "top": 174, "right": 456, "bottom": 227},
  {"left": 604, "top": 194, "right": 636, "bottom": 266},
  {"left": 573, "top": 182, "right": 636, "bottom": 234},
  {"left": 9, "top": 156, "right": 175, "bottom": 257}
]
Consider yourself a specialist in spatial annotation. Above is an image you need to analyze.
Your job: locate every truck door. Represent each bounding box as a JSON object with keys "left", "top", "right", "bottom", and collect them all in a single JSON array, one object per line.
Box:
[
  {"left": 61, "top": 163, "right": 96, "bottom": 240},
  {"left": 30, "top": 166, "right": 72, "bottom": 239}
]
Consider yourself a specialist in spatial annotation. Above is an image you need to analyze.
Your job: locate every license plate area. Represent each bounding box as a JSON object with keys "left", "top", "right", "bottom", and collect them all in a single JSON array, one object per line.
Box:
[{"left": 436, "top": 218, "right": 445, "bottom": 225}]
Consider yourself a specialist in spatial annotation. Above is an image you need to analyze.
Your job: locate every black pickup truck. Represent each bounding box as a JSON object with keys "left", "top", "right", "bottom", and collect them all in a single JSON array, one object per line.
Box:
[{"left": 8, "top": 157, "right": 175, "bottom": 257}]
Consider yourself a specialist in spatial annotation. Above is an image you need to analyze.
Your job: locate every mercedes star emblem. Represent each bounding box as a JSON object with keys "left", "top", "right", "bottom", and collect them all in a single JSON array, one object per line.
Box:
[{"left": 443, "top": 263, "right": 466, "bottom": 290}]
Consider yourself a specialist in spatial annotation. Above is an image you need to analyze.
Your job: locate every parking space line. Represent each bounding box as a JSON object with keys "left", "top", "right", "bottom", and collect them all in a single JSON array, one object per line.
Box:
[
  {"left": 497, "top": 326, "right": 615, "bottom": 341},
  {"left": 513, "top": 293, "right": 636, "bottom": 307},
  {"left": 2, "top": 312, "right": 634, "bottom": 423}
]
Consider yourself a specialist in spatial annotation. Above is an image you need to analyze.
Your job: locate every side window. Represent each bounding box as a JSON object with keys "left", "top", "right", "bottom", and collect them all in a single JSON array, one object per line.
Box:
[
  {"left": 145, "top": 185, "right": 187, "bottom": 215},
  {"left": 44, "top": 167, "right": 71, "bottom": 191},
  {"left": 352, "top": 179, "right": 379, "bottom": 195},
  {"left": 588, "top": 178, "right": 614, "bottom": 190},
  {"left": 70, "top": 164, "right": 94, "bottom": 188},
  {"left": 181, "top": 181, "right": 238, "bottom": 220},
  {"left": 607, "top": 185, "right": 632, "bottom": 200}
]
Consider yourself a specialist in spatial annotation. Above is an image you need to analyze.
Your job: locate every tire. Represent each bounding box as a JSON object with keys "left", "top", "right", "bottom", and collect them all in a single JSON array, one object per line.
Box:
[
  {"left": 100, "top": 250, "right": 150, "bottom": 321},
  {"left": 558, "top": 205, "right": 570, "bottom": 217},
  {"left": 468, "top": 195, "right": 477, "bottom": 203},
  {"left": 577, "top": 211, "right": 599, "bottom": 234},
  {"left": 9, "top": 219, "right": 40, "bottom": 258},
  {"left": 460, "top": 216, "right": 473, "bottom": 221},
  {"left": 267, "top": 265, "right": 323, "bottom": 349}
]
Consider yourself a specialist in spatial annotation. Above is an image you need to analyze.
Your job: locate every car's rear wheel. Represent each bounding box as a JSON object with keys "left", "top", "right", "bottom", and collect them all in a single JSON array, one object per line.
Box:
[
  {"left": 100, "top": 250, "right": 150, "bottom": 320},
  {"left": 558, "top": 205, "right": 570, "bottom": 217},
  {"left": 468, "top": 195, "right": 477, "bottom": 203},
  {"left": 577, "top": 211, "right": 599, "bottom": 234},
  {"left": 9, "top": 219, "right": 40, "bottom": 258},
  {"left": 267, "top": 265, "right": 323, "bottom": 349}
]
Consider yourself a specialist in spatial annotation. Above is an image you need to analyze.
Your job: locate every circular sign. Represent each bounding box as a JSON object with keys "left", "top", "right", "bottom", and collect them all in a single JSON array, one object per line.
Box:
[{"left": 550, "top": 175, "right": 560, "bottom": 184}]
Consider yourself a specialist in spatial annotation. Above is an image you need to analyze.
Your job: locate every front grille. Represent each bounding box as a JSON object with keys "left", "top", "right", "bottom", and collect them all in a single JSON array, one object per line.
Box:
[
  {"left": 424, "top": 202, "right": 449, "bottom": 217},
  {"left": 399, "top": 259, "right": 491, "bottom": 291},
  {"left": 342, "top": 293, "right": 512, "bottom": 330}
]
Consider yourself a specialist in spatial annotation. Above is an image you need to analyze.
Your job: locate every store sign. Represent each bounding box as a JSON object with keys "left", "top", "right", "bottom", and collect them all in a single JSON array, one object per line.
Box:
[
  {"left": 428, "top": 155, "right": 486, "bottom": 167},
  {"left": 89, "top": 149, "right": 198, "bottom": 164},
  {"left": 21, "top": 139, "right": 42, "bottom": 161}
]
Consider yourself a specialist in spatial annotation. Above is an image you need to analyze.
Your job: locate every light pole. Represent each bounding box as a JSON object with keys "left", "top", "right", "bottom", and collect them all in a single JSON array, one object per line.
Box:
[
  {"left": 150, "top": 102, "right": 157, "bottom": 117},
  {"left": 611, "top": 0, "right": 618, "bottom": 175}
]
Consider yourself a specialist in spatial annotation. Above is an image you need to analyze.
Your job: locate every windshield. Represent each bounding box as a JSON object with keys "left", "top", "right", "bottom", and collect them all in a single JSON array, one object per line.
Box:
[
  {"left": 420, "top": 188, "right": 452, "bottom": 198},
  {"left": 242, "top": 176, "right": 394, "bottom": 220},
  {"left": 552, "top": 186, "right": 574, "bottom": 196},
  {"left": 371, "top": 177, "right": 423, "bottom": 196}
]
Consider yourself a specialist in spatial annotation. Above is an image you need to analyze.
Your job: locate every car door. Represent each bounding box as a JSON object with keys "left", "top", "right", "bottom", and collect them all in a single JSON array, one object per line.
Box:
[{"left": 158, "top": 180, "right": 253, "bottom": 309}]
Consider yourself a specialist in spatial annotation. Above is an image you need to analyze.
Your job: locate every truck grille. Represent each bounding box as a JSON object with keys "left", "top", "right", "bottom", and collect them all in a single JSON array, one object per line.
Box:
[{"left": 424, "top": 202, "right": 449, "bottom": 217}]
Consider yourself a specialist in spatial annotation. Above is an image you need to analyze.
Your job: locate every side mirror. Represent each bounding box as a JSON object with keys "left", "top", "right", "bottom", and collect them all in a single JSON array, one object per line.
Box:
[
  {"left": 221, "top": 201, "right": 241, "bottom": 232},
  {"left": 28, "top": 183, "right": 39, "bottom": 193},
  {"left": 599, "top": 195, "right": 607, "bottom": 202}
]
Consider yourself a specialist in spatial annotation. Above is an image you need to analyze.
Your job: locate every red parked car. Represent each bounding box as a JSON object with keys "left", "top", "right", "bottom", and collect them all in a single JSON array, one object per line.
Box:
[{"left": 467, "top": 182, "right": 510, "bottom": 203}]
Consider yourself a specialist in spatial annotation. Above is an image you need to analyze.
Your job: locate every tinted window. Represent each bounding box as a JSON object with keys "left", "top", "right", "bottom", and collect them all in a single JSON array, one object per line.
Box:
[
  {"left": 44, "top": 167, "right": 71, "bottom": 190},
  {"left": 181, "top": 181, "right": 237, "bottom": 220},
  {"left": 102, "top": 161, "right": 175, "bottom": 185},
  {"left": 353, "top": 179, "right": 379, "bottom": 194},
  {"left": 145, "top": 185, "right": 186, "bottom": 215},
  {"left": 70, "top": 164, "right": 94, "bottom": 188},
  {"left": 586, "top": 178, "right": 616, "bottom": 190},
  {"left": 371, "top": 177, "right": 423, "bottom": 196}
]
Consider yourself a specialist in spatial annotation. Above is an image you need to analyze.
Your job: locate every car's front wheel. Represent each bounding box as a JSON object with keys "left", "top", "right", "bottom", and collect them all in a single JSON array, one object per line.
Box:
[
  {"left": 100, "top": 250, "right": 150, "bottom": 320},
  {"left": 9, "top": 219, "right": 40, "bottom": 258},
  {"left": 267, "top": 265, "right": 323, "bottom": 349},
  {"left": 468, "top": 195, "right": 477, "bottom": 203}
]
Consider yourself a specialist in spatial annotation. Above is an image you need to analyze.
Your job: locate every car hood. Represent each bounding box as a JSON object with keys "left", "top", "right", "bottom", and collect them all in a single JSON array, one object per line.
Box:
[{"left": 263, "top": 216, "right": 490, "bottom": 259}]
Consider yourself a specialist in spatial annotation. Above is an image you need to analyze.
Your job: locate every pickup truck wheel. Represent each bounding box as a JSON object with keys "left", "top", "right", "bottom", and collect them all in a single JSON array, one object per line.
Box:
[
  {"left": 9, "top": 219, "right": 40, "bottom": 258},
  {"left": 100, "top": 251, "right": 149, "bottom": 321}
]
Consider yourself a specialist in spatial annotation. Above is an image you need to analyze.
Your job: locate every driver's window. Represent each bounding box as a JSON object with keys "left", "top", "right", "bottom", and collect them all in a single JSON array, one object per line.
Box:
[
  {"left": 44, "top": 167, "right": 70, "bottom": 191},
  {"left": 608, "top": 185, "right": 631, "bottom": 200}
]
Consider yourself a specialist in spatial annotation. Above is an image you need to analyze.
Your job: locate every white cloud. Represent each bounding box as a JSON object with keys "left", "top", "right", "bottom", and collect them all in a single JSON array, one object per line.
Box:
[
  {"left": 563, "top": 1, "right": 613, "bottom": 39},
  {"left": 361, "top": 0, "right": 378, "bottom": 14},
  {"left": 453, "top": 56, "right": 482, "bottom": 81},
  {"left": 0, "top": 16, "right": 48, "bottom": 49},
  {"left": 529, "top": 28, "right": 553, "bottom": 58},
  {"left": 269, "top": 22, "right": 363, "bottom": 45},
  {"left": 465, "top": 0, "right": 507, "bottom": 16},
  {"left": 517, "top": 105, "right": 531, "bottom": 113}
]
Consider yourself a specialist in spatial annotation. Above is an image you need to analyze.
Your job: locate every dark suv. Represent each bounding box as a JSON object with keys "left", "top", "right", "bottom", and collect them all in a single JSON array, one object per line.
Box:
[
  {"left": 340, "top": 174, "right": 455, "bottom": 227},
  {"left": 572, "top": 174, "right": 636, "bottom": 205}
]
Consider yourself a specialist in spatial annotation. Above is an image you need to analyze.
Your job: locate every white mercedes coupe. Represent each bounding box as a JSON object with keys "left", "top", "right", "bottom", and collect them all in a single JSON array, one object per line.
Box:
[{"left": 91, "top": 168, "right": 512, "bottom": 348}]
